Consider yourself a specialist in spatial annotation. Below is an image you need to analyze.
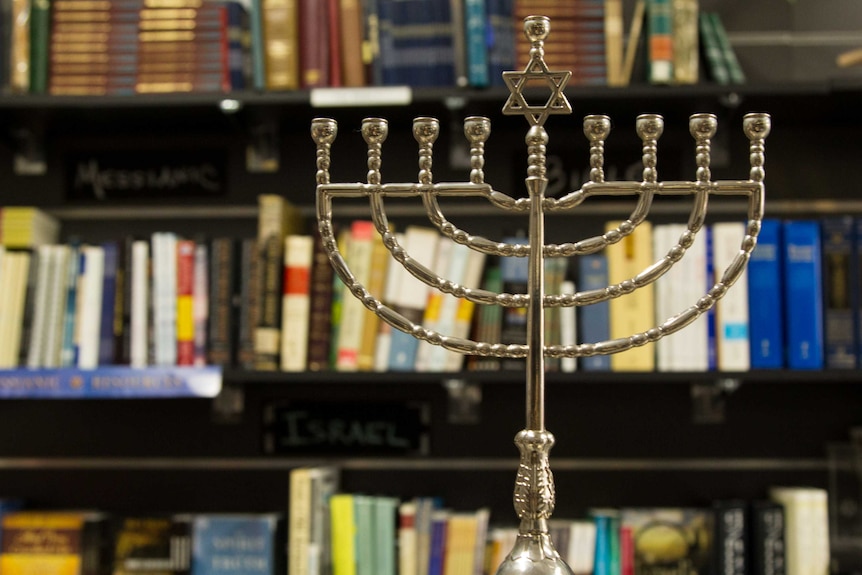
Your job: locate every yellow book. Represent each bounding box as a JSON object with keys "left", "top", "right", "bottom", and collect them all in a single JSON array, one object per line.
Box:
[
  {"left": 289, "top": 468, "right": 313, "bottom": 575},
  {"left": 606, "top": 220, "right": 655, "bottom": 371},
  {"left": 330, "top": 494, "right": 357, "bottom": 575},
  {"left": 261, "top": 0, "right": 300, "bottom": 90},
  {"left": 357, "top": 225, "right": 390, "bottom": 371},
  {"left": 0, "top": 511, "right": 104, "bottom": 575}
]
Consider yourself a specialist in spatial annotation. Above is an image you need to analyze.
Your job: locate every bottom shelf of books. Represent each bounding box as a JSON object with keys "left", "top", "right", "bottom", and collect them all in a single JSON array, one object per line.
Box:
[{"left": 0, "top": 379, "right": 859, "bottom": 574}]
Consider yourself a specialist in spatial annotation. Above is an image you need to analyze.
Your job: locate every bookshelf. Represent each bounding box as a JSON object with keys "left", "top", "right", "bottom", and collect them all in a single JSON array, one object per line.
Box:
[{"left": 0, "top": 2, "right": 860, "bottom": 571}]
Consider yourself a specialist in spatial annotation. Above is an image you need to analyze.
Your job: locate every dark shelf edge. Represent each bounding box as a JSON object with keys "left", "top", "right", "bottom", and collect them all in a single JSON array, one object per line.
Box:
[{"left": 223, "top": 368, "right": 859, "bottom": 386}]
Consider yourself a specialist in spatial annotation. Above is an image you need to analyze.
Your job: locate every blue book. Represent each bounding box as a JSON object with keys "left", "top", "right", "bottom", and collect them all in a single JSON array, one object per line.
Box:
[
  {"left": 499, "top": 236, "right": 528, "bottom": 371},
  {"left": 706, "top": 226, "right": 717, "bottom": 370},
  {"left": 426, "top": 510, "right": 449, "bottom": 575},
  {"left": 822, "top": 217, "right": 858, "bottom": 368},
  {"left": 486, "top": 0, "right": 515, "bottom": 86},
  {"left": 783, "top": 220, "right": 824, "bottom": 369},
  {"left": 591, "top": 512, "right": 611, "bottom": 575},
  {"left": 748, "top": 219, "right": 784, "bottom": 369},
  {"left": 464, "top": 0, "right": 489, "bottom": 87},
  {"left": 578, "top": 254, "right": 610, "bottom": 371},
  {"left": 99, "top": 241, "right": 119, "bottom": 366},
  {"left": 191, "top": 514, "right": 283, "bottom": 575}
]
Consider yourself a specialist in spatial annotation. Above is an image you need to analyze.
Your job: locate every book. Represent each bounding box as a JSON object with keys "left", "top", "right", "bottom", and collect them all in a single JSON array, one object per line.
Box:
[
  {"left": 712, "top": 499, "right": 747, "bottom": 575},
  {"left": 191, "top": 514, "right": 284, "bottom": 575},
  {"left": 29, "top": 0, "right": 50, "bottom": 94},
  {"left": 398, "top": 501, "right": 417, "bottom": 575},
  {"left": 206, "top": 238, "right": 235, "bottom": 367},
  {"left": 289, "top": 466, "right": 339, "bottom": 575},
  {"left": 336, "top": 220, "right": 375, "bottom": 371},
  {"left": 697, "top": 10, "right": 728, "bottom": 84},
  {"left": 339, "top": 0, "right": 366, "bottom": 86},
  {"left": 443, "top": 246, "right": 487, "bottom": 372},
  {"left": 559, "top": 279, "right": 577, "bottom": 373},
  {"left": 374, "top": 231, "right": 404, "bottom": 372},
  {"left": 354, "top": 495, "right": 375, "bottom": 575},
  {"left": 606, "top": 221, "right": 655, "bottom": 371},
  {"left": 372, "top": 497, "right": 398, "bottom": 575},
  {"left": 192, "top": 241, "right": 208, "bottom": 366},
  {"left": 749, "top": 500, "right": 786, "bottom": 575},
  {"left": 783, "top": 220, "right": 824, "bottom": 370},
  {"left": 426, "top": 509, "right": 449, "bottom": 575},
  {"left": 280, "top": 234, "right": 314, "bottom": 371},
  {"left": 130, "top": 240, "right": 150, "bottom": 368},
  {"left": 578, "top": 254, "right": 610, "bottom": 371},
  {"left": 712, "top": 221, "right": 750, "bottom": 371},
  {"left": 671, "top": 0, "right": 697, "bottom": 84},
  {"left": 0, "top": 252, "right": 30, "bottom": 368},
  {"left": 747, "top": 219, "right": 783, "bottom": 369},
  {"left": 619, "top": 507, "right": 713, "bottom": 575},
  {"left": 388, "top": 226, "right": 439, "bottom": 371},
  {"left": 237, "top": 238, "right": 259, "bottom": 370},
  {"left": 468, "top": 263, "right": 502, "bottom": 371},
  {"left": 821, "top": 216, "right": 857, "bottom": 369},
  {"left": 708, "top": 11, "right": 744, "bottom": 84},
  {"left": 96, "top": 240, "right": 119, "bottom": 366},
  {"left": 307, "top": 228, "right": 335, "bottom": 371},
  {"left": 414, "top": 237, "right": 453, "bottom": 372},
  {"left": 768, "top": 487, "right": 828, "bottom": 575},
  {"left": 299, "top": 0, "right": 329, "bottom": 88},
  {"left": 463, "top": 0, "right": 488, "bottom": 87},
  {"left": 255, "top": 194, "right": 303, "bottom": 370},
  {"left": 43, "top": 244, "right": 71, "bottom": 368},
  {"left": 25, "top": 245, "right": 53, "bottom": 368},
  {"left": 604, "top": 0, "right": 624, "bottom": 86},
  {"left": 77, "top": 244, "right": 106, "bottom": 369},
  {"left": 261, "top": 0, "right": 300, "bottom": 89},
  {"left": 330, "top": 494, "right": 357, "bottom": 575},
  {"left": 111, "top": 514, "right": 192, "bottom": 575},
  {"left": 176, "top": 239, "right": 196, "bottom": 366},
  {"left": 499, "top": 235, "right": 527, "bottom": 371},
  {"left": 358, "top": 225, "right": 389, "bottom": 371},
  {"left": 0, "top": 510, "right": 109, "bottom": 575},
  {"left": 646, "top": 0, "right": 673, "bottom": 83}
]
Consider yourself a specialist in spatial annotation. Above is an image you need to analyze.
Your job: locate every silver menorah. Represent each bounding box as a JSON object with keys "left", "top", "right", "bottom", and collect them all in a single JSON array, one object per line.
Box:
[{"left": 311, "top": 14, "right": 770, "bottom": 575}]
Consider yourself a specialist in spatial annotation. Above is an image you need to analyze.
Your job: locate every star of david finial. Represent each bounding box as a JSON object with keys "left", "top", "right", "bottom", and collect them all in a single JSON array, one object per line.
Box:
[{"left": 502, "top": 15, "right": 573, "bottom": 127}]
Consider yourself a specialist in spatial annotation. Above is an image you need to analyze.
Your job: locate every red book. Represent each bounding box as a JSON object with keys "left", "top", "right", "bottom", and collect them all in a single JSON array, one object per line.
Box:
[{"left": 176, "top": 239, "right": 195, "bottom": 365}]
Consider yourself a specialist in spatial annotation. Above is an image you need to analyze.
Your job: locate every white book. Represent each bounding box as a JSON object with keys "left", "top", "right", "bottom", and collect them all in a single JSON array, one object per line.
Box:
[
  {"left": 560, "top": 280, "right": 577, "bottom": 372},
  {"left": 374, "top": 232, "right": 405, "bottom": 372},
  {"left": 444, "top": 248, "right": 487, "bottom": 372},
  {"left": 388, "top": 227, "right": 439, "bottom": 371},
  {"left": 43, "top": 244, "right": 70, "bottom": 368},
  {"left": 414, "top": 238, "right": 454, "bottom": 372},
  {"left": 398, "top": 501, "right": 418, "bottom": 575},
  {"left": 280, "top": 234, "right": 314, "bottom": 371},
  {"left": 76, "top": 245, "right": 105, "bottom": 369},
  {"left": 130, "top": 240, "right": 150, "bottom": 368},
  {"left": 152, "top": 232, "right": 177, "bottom": 366},
  {"left": 335, "top": 221, "right": 374, "bottom": 371},
  {"left": 770, "top": 486, "right": 830, "bottom": 575},
  {"left": 712, "top": 221, "right": 749, "bottom": 371},
  {"left": 26, "top": 245, "right": 53, "bottom": 368}
]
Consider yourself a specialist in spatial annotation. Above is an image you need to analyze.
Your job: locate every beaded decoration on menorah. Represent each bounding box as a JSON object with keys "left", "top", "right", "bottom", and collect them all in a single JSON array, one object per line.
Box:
[{"left": 311, "top": 14, "right": 770, "bottom": 575}]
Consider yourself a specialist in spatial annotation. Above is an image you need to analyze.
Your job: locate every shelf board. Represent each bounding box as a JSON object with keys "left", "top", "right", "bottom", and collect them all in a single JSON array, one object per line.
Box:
[{"left": 0, "top": 456, "right": 826, "bottom": 472}]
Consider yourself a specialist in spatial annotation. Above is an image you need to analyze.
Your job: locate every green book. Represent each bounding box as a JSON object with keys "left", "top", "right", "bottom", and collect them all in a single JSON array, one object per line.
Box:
[
  {"left": 373, "top": 497, "right": 398, "bottom": 575},
  {"left": 28, "top": 0, "right": 49, "bottom": 94},
  {"left": 709, "top": 12, "right": 746, "bottom": 84},
  {"left": 698, "top": 12, "right": 730, "bottom": 85}
]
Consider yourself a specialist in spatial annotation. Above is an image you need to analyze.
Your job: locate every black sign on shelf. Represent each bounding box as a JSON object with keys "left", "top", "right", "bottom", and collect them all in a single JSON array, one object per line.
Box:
[
  {"left": 262, "top": 400, "right": 430, "bottom": 456},
  {"left": 67, "top": 149, "right": 226, "bottom": 201}
]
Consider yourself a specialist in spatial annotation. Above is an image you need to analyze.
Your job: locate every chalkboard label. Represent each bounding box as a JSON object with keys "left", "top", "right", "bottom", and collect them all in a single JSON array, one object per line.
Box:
[
  {"left": 262, "top": 401, "right": 430, "bottom": 456},
  {"left": 67, "top": 150, "right": 226, "bottom": 201}
]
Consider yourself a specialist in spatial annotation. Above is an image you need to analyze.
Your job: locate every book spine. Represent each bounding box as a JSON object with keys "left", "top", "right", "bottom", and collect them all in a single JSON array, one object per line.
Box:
[
  {"left": 578, "top": 254, "right": 610, "bottom": 371},
  {"left": 647, "top": 0, "right": 673, "bottom": 84},
  {"left": 237, "top": 238, "right": 259, "bottom": 370},
  {"left": 262, "top": 0, "right": 300, "bottom": 90},
  {"left": 713, "top": 500, "right": 747, "bottom": 575},
  {"left": 783, "top": 220, "right": 824, "bottom": 369},
  {"left": 698, "top": 11, "right": 729, "bottom": 84},
  {"left": 748, "top": 219, "right": 784, "bottom": 369},
  {"left": 192, "top": 241, "right": 208, "bottom": 366},
  {"left": 749, "top": 501, "right": 786, "bottom": 575},
  {"left": 821, "top": 216, "right": 858, "bottom": 368},
  {"left": 713, "top": 222, "right": 750, "bottom": 371},
  {"left": 249, "top": 0, "right": 266, "bottom": 90},
  {"left": 254, "top": 234, "right": 284, "bottom": 370},
  {"left": 280, "top": 235, "right": 313, "bottom": 371},
  {"left": 130, "top": 240, "right": 150, "bottom": 368},
  {"left": 306, "top": 228, "right": 334, "bottom": 371},
  {"left": 176, "top": 239, "right": 195, "bottom": 366},
  {"left": 77, "top": 245, "right": 105, "bottom": 369},
  {"left": 98, "top": 241, "right": 119, "bottom": 366},
  {"left": 671, "top": 0, "right": 698, "bottom": 84},
  {"left": 207, "top": 238, "right": 236, "bottom": 367},
  {"left": 299, "top": 0, "right": 329, "bottom": 88},
  {"left": 709, "top": 12, "right": 745, "bottom": 83},
  {"left": 29, "top": 0, "right": 50, "bottom": 93}
]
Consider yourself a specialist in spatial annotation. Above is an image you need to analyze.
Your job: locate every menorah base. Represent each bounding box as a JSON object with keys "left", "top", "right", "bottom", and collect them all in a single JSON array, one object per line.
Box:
[{"left": 494, "top": 532, "right": 574, "bottom": 575}]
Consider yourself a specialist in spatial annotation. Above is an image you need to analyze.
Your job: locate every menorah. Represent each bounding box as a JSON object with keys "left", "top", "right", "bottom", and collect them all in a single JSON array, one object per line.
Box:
[{"left": 311, "top": 14, "right": 770, "bottom": 575}]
